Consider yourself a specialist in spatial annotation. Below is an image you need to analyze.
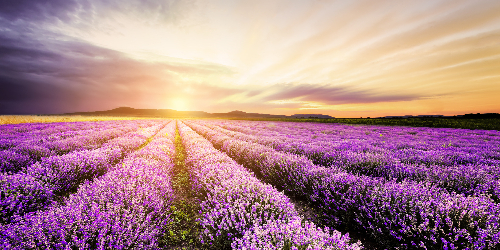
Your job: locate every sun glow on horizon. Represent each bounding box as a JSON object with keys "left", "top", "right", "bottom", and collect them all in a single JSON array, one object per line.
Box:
[{"left": 169, "top": 98, "right": 190, "bottom": 111}]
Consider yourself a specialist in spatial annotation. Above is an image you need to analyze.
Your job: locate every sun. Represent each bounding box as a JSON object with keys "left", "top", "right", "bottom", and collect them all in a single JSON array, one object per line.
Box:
[{"left": 170, "top": 98, "right": 189, "bottom": 111}]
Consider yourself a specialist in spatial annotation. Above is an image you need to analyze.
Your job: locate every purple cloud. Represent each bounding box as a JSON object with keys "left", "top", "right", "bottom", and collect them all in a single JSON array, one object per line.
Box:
[
  {"left": 261, "top": 83, "right": 420, "bottom": 105},
  {"left": 0, "top": 0, "right": 81, "bottom": 22}
]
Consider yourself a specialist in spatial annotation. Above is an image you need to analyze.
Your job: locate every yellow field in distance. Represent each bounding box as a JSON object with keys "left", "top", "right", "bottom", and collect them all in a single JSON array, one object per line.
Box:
[{"left": 0, "top": 115, "right": 154, "bottom": 125}]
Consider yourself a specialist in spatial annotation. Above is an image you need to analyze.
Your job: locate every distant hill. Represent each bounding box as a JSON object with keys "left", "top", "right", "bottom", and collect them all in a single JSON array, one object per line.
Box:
[
  {"left": 66, "top": 107, "right": 212, "bottom": 118},
  {"left": 63, "top": 107, "right": 500, "bottom": 120},
  {"left": 63, "top": 107, "right": 334, "bottom": 119}
]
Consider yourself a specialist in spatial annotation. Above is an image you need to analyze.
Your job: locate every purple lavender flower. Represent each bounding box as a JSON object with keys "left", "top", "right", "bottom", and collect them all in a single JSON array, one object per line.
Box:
[
  {"left": 178, "top": 121, "right": 359, "bottom": 249},
  {"left": 232, "top": 216, "right": 362, "bottom": 250},
  {"left": 0, "top": 150, "right": 33, "bottom": 174},
  {"left": 1, "top": 121, "right": 176, "bottom": 249},
  {"left": 0, "top": 172, "right": 54, "bottom": 224},
  {"left": 185, "top": 120, "right": 500, "bottom": 249}
]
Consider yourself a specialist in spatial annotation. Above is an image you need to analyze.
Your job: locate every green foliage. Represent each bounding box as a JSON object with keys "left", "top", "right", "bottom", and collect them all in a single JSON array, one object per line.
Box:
[
  {"left": 159, "top": 126, "right": 202, "bottom": 249},
  {"left": 282, "top": 239, "right": 311, "bottom": 250},
  {"left": 162, "top": 201, "right": 200, "bottom": 247}
]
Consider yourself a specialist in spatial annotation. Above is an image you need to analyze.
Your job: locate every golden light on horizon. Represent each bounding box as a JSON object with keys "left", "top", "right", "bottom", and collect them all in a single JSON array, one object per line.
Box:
[{"left": 169, "top": 98, "right": 190, "bottom": 111}]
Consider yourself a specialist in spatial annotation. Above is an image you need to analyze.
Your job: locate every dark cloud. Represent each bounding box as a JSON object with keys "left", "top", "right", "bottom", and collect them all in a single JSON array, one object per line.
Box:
[
  {"left": 0, "top": 42, "right": 59, "bottom": 62},
  {"left": 0, "top": 20, "right": 238, "bottom": 114},
  {"left": 0, "top": 0, "right": 81, "bottom": 22},
  {"left": 0, "top": 76, "right": 66, "bottom": 102},
  {"left": 0, "top": 73, "right": 77, "bottom": 114},
  {"left": 262, "top": 83, "right": 420, "bottom": 105},
  {"left": 0, "top": 0, "right": 192, "bottom": 26},
  {"left": 189, "top": 82, "right": 420, "bottom": 114}
]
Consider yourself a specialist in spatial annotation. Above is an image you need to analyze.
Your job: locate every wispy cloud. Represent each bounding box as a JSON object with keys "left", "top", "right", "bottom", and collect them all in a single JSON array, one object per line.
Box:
[{"left": 261, "top": 83, "right": 420, "bottom": 105}]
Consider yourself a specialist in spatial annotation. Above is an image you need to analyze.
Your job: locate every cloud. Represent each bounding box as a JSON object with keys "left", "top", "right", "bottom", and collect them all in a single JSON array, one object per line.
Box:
[
  {"left": 0, "top": 75, "right": 75, "bottom": 114},
  {"left": 184, "top": 82, "right": 421, "bottom": 114},
  {"left": 0, "top": 17, "right": 432, "bottom": 115},
  {"left": 260, "top": 83, "right": 420, "bottom": 105},
  {"left": 0, "top": 0, "right": 80, "bottom": 22},
  {"left": 0, "top": 22, "right": 236, "bottom": 114},
  {"left": 0, "top": 0, "right": 195, "bottom": 28}
]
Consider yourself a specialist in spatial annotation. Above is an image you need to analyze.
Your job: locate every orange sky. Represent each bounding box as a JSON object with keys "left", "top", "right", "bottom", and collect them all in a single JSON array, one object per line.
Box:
[{"left": 1, "top": 0, "right": 499, "bottom": 117}]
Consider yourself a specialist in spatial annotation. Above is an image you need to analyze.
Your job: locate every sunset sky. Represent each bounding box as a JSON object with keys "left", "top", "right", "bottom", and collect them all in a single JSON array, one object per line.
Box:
[{"left": 1, "top": 0, "right": 499, "bottom": 117}]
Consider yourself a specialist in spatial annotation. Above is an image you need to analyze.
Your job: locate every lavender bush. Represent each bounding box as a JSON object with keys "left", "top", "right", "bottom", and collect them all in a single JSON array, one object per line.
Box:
[
  {"left": 232, "top": 216, "right": 362, "bottom": 250},
  {"left": 0, "top": 151, "right": 33, "bottom": 174},
  {"left": 0, "top": 120, "right": 156, "bottom": 174},
  {"left": 0, "top": 120, "right": 168, "bottom": 224},
  {"left": 0, "top": 172, "right": 54, "bottom": 224},
  {"left": 179, "top": 121, "right": 360, "bottom": 249},
  {"left": 3, "top": 118, "right": 498, "bottom": 249},
  {"left": 1, "top": 158, "right": 174, "bottom": 249},
  {"left": 1, "top": 121, "right": 176, "bottom": 249},
  {"left": 197, "top": 120, "right": 500, "bottom": 201},
  {"left": 186, "top": 121, "right": 500, "bottom": 249}
]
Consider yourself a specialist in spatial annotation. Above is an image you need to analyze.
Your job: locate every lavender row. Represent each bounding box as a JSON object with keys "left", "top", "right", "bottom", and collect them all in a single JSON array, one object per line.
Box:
[
  {"left": 0, "top": 129, "right": 119, "bottom": 174},
  {"left": 0, "top": 121, "right": 96, "bottom": 143},
  {"left": 22, "top": 120, "right": 160, "bottom": 154},
  {"left": 0, "top": 120, "right": 155, "bottom": 174},
  {"left": 178, "top": 121, "right": 362, "bottom": 249},
  {"left": 209, "top": 120, "right": 500, "bottom": 167},
  {"left": 186, "top": 121, "right": 500, "bottom": 249},
  {"left": 1, "top": 121, "right": 177, "bottom": 249},
  {"left": 0, "top": 119, "right": 141, "bottom": 150},
  {"left": 198, "top": 120, "right": 500, "bottom": 201},
  {"left": 0, "top": 121, "right": 168, "bottom": 224}
]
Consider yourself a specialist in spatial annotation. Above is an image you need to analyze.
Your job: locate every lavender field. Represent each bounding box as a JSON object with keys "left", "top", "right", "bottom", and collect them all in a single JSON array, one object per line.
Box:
[{"left": 1, "top": 119, "right": 499, "bottom": 249}]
